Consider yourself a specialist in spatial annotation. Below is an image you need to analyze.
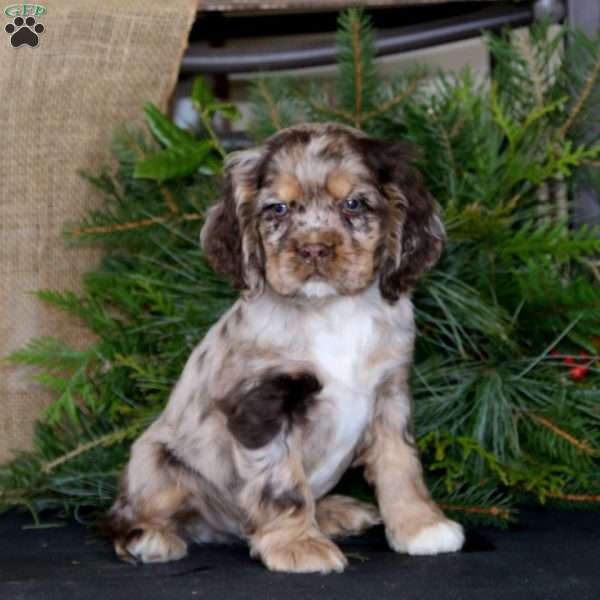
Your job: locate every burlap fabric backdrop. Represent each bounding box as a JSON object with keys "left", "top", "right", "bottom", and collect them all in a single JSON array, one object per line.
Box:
[{"left": 0, "top": 0, "right": 197, "bottom": 461}]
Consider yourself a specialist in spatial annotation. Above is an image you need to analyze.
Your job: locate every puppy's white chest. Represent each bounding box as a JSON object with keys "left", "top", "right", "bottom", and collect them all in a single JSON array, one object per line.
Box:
[
  {"left": 304, "top": 302, "right": 385, "bottom": 497},
  {"left": 310, "top": 307, "right": 377, "bottom": 385}
]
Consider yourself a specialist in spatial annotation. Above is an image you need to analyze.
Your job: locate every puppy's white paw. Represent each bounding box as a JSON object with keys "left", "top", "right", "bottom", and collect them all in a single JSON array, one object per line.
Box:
[
  {"left": 126, "top": 529, "right": 187, "bottom": 563},
  {"left": 387, "top": 520, "right": 464, "bottom": 556}
]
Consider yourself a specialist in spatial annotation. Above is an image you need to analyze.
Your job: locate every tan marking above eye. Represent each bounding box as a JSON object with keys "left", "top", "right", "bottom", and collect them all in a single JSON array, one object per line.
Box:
[
  {"left": 326, "top": 170, "right": 354, "bottom": 201},
  {"left": 274, "top": 173, "right": 302, "bottom": 203}
]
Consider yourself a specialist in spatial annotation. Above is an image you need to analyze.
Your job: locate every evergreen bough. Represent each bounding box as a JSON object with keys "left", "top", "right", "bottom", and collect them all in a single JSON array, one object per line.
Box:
[{"left": 2, "top": 10, "right": 600, "bottom": 528}]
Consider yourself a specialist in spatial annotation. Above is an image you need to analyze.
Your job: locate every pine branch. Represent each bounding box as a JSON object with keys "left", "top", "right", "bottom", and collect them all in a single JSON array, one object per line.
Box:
[
  {"left": 160, "top": 186, "right": 179, "bottom": 214},
  {"left": 249, "top": 77, "right": 306, "bottom": 139},
  {"left": 430, "top": 109, "right": 457, "bottom": 184},
  {"left": 515, "top": 33, "right": 545, "bottom": 109},
  {"left": 71, "top": 211, "right": 203, "bottom": 236},
  {"left": 293, "top": 88, "right": 355, "bottom": 124},
  {"left": 351, "top": 15, "right": 363, "bottom": 117},
  {"left": 361, "top": 77, "right": 422, "bottom": 123},
  {"left": 546, "top": 491, "right": 600, "bottom": 503},
  {"left": 525, "top": 412, "right": 597, "bottom": 456},
  {"left": 438, "top": 502, "right": 512, "bottom": 520},
  {"left": 256, "top": 78, "right": 283, "bottom": 131},
  {"left": 41, "top": 426, "right": 142, "bottom": 474},
  {"left": 560, "top": 42, "right": 600, "bottom": 137},
  {"left": 335, "top": 9, "right": 377, "bottom": 123}
]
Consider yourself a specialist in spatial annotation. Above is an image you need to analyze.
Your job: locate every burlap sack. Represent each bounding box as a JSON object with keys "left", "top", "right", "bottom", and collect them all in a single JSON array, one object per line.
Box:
[{"left": 0, "top": 0, "right": 198, "bottom": 461}]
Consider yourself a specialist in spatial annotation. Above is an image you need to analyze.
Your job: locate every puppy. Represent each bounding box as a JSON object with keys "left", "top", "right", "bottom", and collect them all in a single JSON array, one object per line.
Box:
[{"left": 104, "top": 122, "right": 464, "bottom": 573}]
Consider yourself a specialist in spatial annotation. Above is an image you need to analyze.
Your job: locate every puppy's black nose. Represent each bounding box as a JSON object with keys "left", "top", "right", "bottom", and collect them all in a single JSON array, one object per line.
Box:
[{"left": 298, "top": 243, "right": 333, "bottom": 263}]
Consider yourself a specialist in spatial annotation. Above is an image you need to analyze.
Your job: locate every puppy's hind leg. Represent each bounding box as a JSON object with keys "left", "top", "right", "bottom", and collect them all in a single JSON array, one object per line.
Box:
[
  {"left": 316, "top": 495, "right": 381, "bottom": 539},
  {"left": 102, "top": 434, "right": 190, "bottom": 564}
]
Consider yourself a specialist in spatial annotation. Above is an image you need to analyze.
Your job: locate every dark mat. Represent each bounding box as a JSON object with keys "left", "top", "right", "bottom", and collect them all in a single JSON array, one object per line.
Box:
[{"left": 1, "top": 509, "right": 599, "bottom": 600}]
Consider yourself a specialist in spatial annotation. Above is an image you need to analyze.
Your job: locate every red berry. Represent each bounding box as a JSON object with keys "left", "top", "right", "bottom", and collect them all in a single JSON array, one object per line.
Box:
[
  {"left": 569, "top": 366, "right": 589, "bottom": 381},
  {"left": 562, "top": 356, "right": 576, "bottom": 366}
]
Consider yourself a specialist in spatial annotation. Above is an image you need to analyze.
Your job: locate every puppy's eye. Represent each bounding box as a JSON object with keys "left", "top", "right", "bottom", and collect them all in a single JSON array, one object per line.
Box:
[
  {"left": 342, "top": 196, "right": 366, "bottom": 214},
  {"left": 266, "top": 202, "right": 289, "bottom": 216}
]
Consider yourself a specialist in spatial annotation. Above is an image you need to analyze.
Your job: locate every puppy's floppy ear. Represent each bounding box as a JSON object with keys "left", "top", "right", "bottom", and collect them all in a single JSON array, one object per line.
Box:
[
  {"left": 356, "top": 137, "right": 445, "bottom": 302},
  {"left": 201, "top": 147, "right": 266, "bottom": 296}
]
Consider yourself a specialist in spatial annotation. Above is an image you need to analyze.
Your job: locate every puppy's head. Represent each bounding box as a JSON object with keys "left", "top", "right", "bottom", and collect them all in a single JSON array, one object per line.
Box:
[{"left": 201, "top": 123, "right": 444, "bottom": 302}]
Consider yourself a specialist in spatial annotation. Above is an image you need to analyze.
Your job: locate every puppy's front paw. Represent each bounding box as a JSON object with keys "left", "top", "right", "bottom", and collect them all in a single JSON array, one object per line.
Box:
[
  {"left": 261, "top": 534, "right": 347, "bottom": 574},
  {"left": 124, "top": 528, "right": 187, "bottom": 563},
  {"left": 387, "top": 519, "right": 464, "bottom": 556}
]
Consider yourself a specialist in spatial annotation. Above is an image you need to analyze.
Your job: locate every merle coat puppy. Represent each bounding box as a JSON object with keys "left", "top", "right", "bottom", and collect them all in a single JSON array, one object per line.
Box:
[{"left": 104, "top": 122, "right": 464, "bottom": 573}]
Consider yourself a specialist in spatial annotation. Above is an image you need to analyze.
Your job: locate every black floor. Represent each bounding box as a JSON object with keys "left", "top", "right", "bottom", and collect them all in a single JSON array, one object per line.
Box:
[{"left": 1, "top": 509, "right": 599, "bottom": 600}]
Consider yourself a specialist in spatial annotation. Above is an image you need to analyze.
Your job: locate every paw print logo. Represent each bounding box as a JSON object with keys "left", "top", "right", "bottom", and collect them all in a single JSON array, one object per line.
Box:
[{"left": 5, "top": 16, "right": 45, "bottom": 48}]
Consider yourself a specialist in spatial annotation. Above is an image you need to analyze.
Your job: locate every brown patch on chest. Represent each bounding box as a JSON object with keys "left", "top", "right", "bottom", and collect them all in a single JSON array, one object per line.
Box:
[{"left": 220, "top": 371, "right": 322, "bottom": 449}]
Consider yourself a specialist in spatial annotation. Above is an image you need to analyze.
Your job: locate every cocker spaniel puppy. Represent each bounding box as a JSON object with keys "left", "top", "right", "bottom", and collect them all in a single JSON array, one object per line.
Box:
[{"left": 104, "top": 122, "right": 464, "bottom": 573}]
